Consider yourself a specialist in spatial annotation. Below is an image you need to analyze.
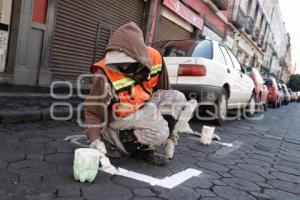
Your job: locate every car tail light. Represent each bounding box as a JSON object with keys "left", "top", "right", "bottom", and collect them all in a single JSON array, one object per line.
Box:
[
  {"left": 268, "top": 87, "right": 276, "bottom": 95},
  {"left": 178, "top": 64, "right": 206, "bottom": 76}
]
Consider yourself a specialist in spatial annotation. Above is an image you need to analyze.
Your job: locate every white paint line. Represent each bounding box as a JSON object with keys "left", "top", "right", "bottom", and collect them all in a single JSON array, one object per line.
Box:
[
  {"left": 211, "top": 140, "right": 243, "bottom": 158},
  {"left": 187, "top": 135, "right": 236, "bottom": 147},
  {"left": 64, "top": 135, "right": 89, "bottom": 147},
  {"left": 100, "top": 167, "right": 202, "bottom": 189},
  {"left": 213, "top": 141, "right": 234, "bottom": 147},
  {"left": 66, "top": 134, "right": 203, "bottom": 188}
]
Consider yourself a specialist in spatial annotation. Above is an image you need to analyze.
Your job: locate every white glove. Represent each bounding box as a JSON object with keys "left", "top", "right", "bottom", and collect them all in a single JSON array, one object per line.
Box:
[
  {"left": 89, "top": 139, "right": 107, "bottom": 155},
  {"left": 89, "top": 139, "right": 115, "bottom": 170}
]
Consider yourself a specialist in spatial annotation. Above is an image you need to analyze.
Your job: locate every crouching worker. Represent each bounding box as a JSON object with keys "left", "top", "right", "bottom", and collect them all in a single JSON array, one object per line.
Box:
[{"left": 85, "top": 22, "right": 197, "bottom": 166}]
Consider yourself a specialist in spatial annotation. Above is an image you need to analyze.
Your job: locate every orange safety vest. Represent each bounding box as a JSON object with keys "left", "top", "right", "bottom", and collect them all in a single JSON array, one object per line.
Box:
[{"left": 93, "top": 47, "right": 163, "bottom": 118}]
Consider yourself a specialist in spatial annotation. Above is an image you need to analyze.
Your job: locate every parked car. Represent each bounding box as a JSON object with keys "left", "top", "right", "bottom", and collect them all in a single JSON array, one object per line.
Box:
[
  {"left": 288, "top": 88, "right": 295, "bottom": 102},
  {"left": 264, "top": 77, "right": 281, "bottom": 108},
  {"left": 155, "top": 39, "right": 255, "bottom": 125},
  {"left": 280, "top": 84, "right": 291, "bottom": 105},
  {"left": 245, "top": 67, "right": 268, "bottom": 111},
  {"left": 278, "top": 84, "right": 284, "bottom": 107},
  {"left": 292, "top": 92, "right": 298, "bottom": 102},
  {"left": 297, "top": 92, "right": 300, "bottom": 103}
]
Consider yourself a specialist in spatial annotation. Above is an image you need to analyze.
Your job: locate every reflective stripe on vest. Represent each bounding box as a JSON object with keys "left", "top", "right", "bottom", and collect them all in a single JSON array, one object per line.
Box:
[
  {"left": 112, "top": 77, "right": 135, "bottom": 91},
  {"left": 148, "top": 64, "right": 162, "bottom": 79}
]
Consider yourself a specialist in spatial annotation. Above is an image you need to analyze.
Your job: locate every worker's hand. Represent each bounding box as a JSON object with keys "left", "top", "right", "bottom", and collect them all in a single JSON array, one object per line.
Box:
[{"left": 89, "top": 139, "right": 107, "bottom": 155}]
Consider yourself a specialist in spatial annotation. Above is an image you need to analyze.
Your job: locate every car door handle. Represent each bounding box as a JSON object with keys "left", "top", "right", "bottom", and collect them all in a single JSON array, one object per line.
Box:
[{"left": 227, "top": 68, "right": 231, "bottom": 73}]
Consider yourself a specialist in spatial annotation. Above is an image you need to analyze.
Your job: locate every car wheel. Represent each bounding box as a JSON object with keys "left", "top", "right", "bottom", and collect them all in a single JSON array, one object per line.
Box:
[
  {"left": 214, "top": 90, "right": 228, "bottom": 126},
  {"left": 246, "top": 94, "right": 256, "bottom": 117}
]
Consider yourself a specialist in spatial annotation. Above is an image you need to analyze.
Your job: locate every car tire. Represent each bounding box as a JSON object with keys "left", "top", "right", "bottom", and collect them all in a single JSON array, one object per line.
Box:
[
  {"left": 214, "top": 89, "right": 228, "bottom": 126},
  {"left": 246, "top": 94, "right": 256, "bottom": 117}
]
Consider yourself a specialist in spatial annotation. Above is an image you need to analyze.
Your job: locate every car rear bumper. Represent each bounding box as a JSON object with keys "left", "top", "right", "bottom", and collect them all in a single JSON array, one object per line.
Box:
[{"left": 171, "top": 84, "right": 223, "bottom": 102}]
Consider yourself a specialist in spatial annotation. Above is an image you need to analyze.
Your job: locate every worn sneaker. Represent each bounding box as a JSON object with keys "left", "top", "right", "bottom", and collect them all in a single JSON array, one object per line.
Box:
[{"left": 131, "top": 150, "right": 169, "bottom": 166}]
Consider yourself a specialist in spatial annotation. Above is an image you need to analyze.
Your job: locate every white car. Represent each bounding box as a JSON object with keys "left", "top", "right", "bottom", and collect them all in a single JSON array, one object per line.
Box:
[{"left": 155, "top": 39, "right": 255, "bottom": 125}]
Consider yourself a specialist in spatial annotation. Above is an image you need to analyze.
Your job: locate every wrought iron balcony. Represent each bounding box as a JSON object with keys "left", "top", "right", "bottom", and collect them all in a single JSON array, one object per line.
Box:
[
  {"left": 244, "top": 17, "right": 254, "bottom": 34},
  {"left": 262, "top": 42, "right": 267, "bottom": 52},
  {"left": 231, "top": 8, "right": 246, "bottom": 29},
  {"left": 252, "top": 28, "right": 259, "bottom": 41},
  {"left": 211, "top": 0, "right": 229, "bottom": 11}
]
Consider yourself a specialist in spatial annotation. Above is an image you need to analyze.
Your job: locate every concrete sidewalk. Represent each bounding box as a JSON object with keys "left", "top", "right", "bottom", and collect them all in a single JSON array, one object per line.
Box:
[
  {"left": 0, "top": 84, "right": 85, "bottom": 124},
  {"left": 1, "top": 103, "right": 300, "bottom": 199}
]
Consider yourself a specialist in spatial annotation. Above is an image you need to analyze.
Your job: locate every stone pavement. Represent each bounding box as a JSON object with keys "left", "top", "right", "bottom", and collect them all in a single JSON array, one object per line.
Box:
[{"left": 0, "top": 103, "right": 300, "bottom": 200}]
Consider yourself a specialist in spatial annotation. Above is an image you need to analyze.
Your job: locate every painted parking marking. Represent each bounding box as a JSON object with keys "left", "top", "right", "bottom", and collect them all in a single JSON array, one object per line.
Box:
[
  {"left": 213, "top": 141, "right": 234, "bottom": 147},
  {"left": 101, "top": 167, "right": 202, "bottom": 189},
  {"left": 64, "top": 135, "right": 89, "bottom": 147},
  {"left": 211, "top": 140, "right": 243, "bottom": 158},
  {"left": 65, "top": 134, "right": 203, "bottom": 188}
]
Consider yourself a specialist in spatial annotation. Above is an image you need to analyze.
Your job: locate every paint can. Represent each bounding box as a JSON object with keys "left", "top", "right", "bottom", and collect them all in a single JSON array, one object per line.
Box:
[{"left": 200, "top": 126, "right": 215, "bottom": 146}]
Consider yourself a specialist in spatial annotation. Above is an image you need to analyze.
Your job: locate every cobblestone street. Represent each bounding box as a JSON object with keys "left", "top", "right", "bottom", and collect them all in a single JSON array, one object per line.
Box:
[{"left": 0, "top": 103, "right": 300, "bottom": 200}]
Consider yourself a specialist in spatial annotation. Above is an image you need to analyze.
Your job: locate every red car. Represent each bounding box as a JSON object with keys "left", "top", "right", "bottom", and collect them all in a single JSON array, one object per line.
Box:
[
  {"left": 264, "top": 77, "right": 281, "bottom": 108},
  {"left": 246, "top": 67, "right": 269, "bottom": 111}
]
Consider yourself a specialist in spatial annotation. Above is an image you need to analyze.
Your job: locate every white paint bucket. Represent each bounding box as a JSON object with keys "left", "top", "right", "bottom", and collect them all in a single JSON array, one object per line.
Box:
[
  {"left": 73, "top": 148, "right": 101, "bottom": 183},
  {"left": 200, "top": 126, "right": 215, "bottom": 146}
]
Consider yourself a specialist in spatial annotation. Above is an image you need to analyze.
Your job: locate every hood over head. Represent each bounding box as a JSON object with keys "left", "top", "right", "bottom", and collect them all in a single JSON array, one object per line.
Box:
[{"left": 105, "top": 22, "right": 152, "bottom": 72}]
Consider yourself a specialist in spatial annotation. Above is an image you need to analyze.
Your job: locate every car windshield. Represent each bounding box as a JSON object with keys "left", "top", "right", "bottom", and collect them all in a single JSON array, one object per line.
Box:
[{"left": 154, "top": 40, "right": 212, "bottom": 59}]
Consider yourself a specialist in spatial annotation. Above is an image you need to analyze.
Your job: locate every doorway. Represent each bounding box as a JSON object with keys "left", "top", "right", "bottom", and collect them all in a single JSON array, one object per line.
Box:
[{"left": 0, "top": 0, "right": 13, "bottom": 73}]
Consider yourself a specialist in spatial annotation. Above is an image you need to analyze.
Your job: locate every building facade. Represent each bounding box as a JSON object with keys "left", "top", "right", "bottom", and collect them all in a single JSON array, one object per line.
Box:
[
  {"left": 0, "top": 0, "right": 294, "bottom": 86},
  {"left": 229, "top": 0, "right": 268, "bottom": 70},
  {"left": 260, "top": 0, "right": 292, "bottom": 83}
]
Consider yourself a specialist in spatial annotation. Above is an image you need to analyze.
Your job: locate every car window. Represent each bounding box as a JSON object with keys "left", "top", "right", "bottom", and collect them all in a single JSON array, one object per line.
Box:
[
  {"left": 264, "top": 79, "right": 273, "bottom": 87},
  {"left": 214, "top": 45, "right": 226, "bottom": 65},
  {"left": 191, "top": 40, "right": 213, "bottom": 59},
  {"left": 219, "top": 45, "right": 234, "bottom": 69},
  {"left": 226, "top": 48, "right": 242, "bottom": 71},
  {"left": 155, "top": 40, "right": 201, "bottom": 57}
]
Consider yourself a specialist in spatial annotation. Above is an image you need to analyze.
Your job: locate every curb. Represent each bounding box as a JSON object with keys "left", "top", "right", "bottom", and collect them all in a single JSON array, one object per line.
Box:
[{"left": 0, "top": 107, "right": 84, "bottom": 124}]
